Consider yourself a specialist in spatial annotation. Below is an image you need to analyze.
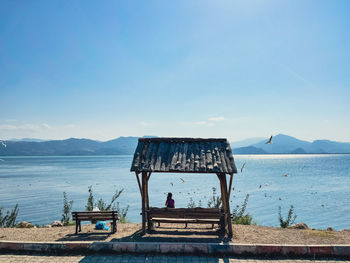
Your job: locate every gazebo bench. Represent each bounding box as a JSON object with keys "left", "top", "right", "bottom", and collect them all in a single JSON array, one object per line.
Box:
[
  {"left": 72, "top": 211, "right": 119, "bottom": 234},
  {"left": 147, "top": 207, "right": 224, "bottom": 229}
]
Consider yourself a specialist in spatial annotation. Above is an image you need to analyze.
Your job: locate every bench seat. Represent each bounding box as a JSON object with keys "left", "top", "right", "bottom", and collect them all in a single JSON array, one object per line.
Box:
[
  {"left": 148, "top": 207, "right": 224, "bottom": 229},
  {"left": 72, "top": 211, "right": 119, "bottom": 234}
]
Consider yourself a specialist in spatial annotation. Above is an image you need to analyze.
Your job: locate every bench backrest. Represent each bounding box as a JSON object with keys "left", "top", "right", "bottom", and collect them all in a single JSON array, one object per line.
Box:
[
  {"left": 72, "top": 211, "right": 119, "bottom": 221},
  {"left": 148, "top": 207, "right": 222, "bottom": 219}
]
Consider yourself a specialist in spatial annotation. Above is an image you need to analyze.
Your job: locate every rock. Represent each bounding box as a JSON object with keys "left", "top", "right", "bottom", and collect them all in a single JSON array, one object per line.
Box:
[
  {"left": 16, "top": 221, "right": 33, "bottom": 228},
  {"left": 51, "top": 221, "right": 63, "bottom": 227},
  {"left": 326, "top": 227, "right": 334, "bottom": 231},
  {"left": 288, "top": 223, "right": 309, "bottom": 229},
  {"left": 342, "top": 229, "right": 350, "bottom": 232}
]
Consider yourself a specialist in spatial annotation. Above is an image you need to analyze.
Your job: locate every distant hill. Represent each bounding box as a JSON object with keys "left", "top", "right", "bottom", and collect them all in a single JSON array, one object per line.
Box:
[
  {"left": 0, "top": 137, "right": 139, "bottom": 156},
  {"left": 1, "top": 134, "right": 350, "bottom": 156},
  {"left": 232, "top": 134, "right": 350, "bottom": 154},
  {"left": 230, "top": 137, "right": 265, "bottom": 148},
  {"left": 10, "top": 138, "right": 47, "bottom": 142},
  {"left": 232, "top": 146, "right": 267, "bottom": 154}
]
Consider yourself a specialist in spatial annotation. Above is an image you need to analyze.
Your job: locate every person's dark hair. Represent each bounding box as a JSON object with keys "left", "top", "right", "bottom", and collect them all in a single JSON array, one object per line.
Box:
[{"left": 167, "top": 192, "right": 172, "bottom": 200}]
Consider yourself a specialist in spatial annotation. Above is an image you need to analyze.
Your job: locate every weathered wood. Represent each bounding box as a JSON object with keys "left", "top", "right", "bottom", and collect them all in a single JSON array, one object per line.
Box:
[
  {"left": 199, "top": 142, "right": 206, "bottom": 172},
  {"left": 225, "top": 146, "right": 234, "bottom": 173},
  {"left": 227, "top": 173, "right": 234, "bottom": 201},
  {"left": 131, "top": 141, "right": 143, "bottom": 170},
  {"left": 170, "top": 143, "right": 179, "bottom": 170},
  {"left": 148, "top": 213, "right": 221, "bottom": 219},
  {"left": 147, "top": 172, "right": 152, "bottom": 181},
  {"left": 144, "top": 141, "right": 155, "bottom": 170},
  {"left": 151, "top": 142, "right": 160, "bottom": 170},
  {"left": 139, "top": 138, "right": 228, "bottom": 142},
  {"left": 217, "top": 173, "right": 228, "bottom": 236},
  {"left": 155, "top": 142, "right": 165, "bottom": 170},
  {"left": 141, "top": 172, "right": 147, "bottom": 234},
  {"left": 145, "top": 172, "right": 151, "bottom": 231},
  {"left": 149, "top": 207, "right": 220, "bottom": 213},
  {"left": 212, "top": 142, "right": 219, "bottom": 172},
  {"left": 152, "top": 218, "right": 220, "bottom": 224},
  {"left": 135, "top": 172, "right": 142, "bottom": 197},
  {"left": 165, "top": 143, "right": 176, "bottom": 170},
  {"left": 223, "top": 173, "right": 233, "bottom": 237},
  {"left": 148, "top": 207, "right": 223, "bottom": 228},
  {"left": 217, "top": 173, "right": 233, "bottom": 237},
  {"left": 194, "top": 142, "right": 200, "bottom": 172},
  {"left": 219, "top": 150, "right": 228, "bottom": 173},
  {"left": 181, "top": 142, "right": 188, "bottom": 170},
  {"left": 131, "top": 137, "right": 237, "bottom": 174},
  {"left": 139, "top": 142, "right": 149, "bottom": 170},
  {"left": 175, "top": 143, "right": 184, "bottom": 171},
  {"left": 72, "top": 211, "right": 119, "bottom": 234}
]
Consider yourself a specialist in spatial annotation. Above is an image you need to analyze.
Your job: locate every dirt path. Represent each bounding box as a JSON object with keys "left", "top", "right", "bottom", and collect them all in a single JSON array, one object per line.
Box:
[{"left": 1, "top": 223, "right": 349, "bottom": 244}]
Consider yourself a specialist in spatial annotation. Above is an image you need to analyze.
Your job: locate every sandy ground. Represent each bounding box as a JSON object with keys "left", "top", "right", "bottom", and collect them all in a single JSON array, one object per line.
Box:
[{"left": 0, "top": 223, "right": 350, "bottom": 244}]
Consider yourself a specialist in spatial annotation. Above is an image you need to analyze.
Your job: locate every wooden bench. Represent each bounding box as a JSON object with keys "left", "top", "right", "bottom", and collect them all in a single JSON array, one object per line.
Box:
[
  {"left": 72, "top": 211, "right": 119, "bottom": 234},
  {"left": 147, "top": 207, "right": 224, "bottom": 230}
]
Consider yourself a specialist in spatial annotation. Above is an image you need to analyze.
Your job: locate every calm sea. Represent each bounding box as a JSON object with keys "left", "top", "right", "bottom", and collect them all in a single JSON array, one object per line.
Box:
[{"left": 0, "top": 154, "right": 349, "bottom": 230}]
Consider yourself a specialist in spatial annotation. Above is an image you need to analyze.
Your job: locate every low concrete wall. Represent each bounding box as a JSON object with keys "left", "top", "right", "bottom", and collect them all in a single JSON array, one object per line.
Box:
[{"left": 0, "top": 241, "right": 349, "bottom": 258}]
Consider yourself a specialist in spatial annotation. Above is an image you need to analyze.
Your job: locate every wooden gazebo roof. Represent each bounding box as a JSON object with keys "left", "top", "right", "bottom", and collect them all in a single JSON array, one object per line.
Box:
[{"left": 130, "top": 137, "right": 237, "bottom": 174}]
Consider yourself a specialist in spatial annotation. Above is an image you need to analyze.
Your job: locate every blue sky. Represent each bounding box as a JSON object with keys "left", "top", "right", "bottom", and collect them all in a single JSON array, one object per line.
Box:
[{"left": 1, "top": 0, "right": 349, "bottom": 142}]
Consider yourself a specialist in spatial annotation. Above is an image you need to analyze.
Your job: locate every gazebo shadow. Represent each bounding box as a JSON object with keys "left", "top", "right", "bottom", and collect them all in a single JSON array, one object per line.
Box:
[
  {"left": 56, "top": 232, "right": 112, "bottom": 242},
  {"left": 110, "top": 227, "right": 231, "bottom": 243}
]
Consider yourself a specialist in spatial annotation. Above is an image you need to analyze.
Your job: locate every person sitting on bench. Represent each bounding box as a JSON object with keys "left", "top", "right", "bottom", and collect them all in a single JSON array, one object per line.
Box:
[{"left": 165, "top": 192, "right": 175, "bottom": 208}]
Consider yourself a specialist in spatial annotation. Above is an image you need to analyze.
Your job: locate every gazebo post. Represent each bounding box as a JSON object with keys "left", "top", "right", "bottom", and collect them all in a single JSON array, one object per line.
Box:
[
  {"left": 217, "top": 173, "right": 233, "bottom": 237},
  {"left": 135, "top": 172, "right": 142, "bottom": 196},
  {"left": 227, "top": 173, "right": 234, "bottom": 201},
  {"left": 146, "top": 172, "right": 152, "bottom": 231},
  {"left": 141, "top": 171, "right": 148, "bottom": 234}
]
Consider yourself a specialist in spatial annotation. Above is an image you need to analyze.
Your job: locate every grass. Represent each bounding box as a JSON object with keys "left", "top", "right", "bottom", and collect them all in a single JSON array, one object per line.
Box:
[{"left": 306, "top": 229, "right": 336, "bottom": 238}]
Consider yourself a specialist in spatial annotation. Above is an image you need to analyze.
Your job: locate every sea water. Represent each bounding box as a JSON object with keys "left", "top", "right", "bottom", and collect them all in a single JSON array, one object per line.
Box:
[{"left": 0, "top": 154, "right": 349, "bottom": 230}]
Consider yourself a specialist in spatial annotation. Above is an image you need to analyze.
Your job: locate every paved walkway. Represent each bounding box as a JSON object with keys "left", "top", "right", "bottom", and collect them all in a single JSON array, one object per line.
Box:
[{"left": 0, "top": 254, "right": 349, "bottom": 263}]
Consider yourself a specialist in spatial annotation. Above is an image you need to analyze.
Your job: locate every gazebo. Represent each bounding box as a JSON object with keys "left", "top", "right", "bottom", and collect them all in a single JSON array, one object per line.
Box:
[{"left": 130, "top": 137, "right": 238, "bottom": 237}]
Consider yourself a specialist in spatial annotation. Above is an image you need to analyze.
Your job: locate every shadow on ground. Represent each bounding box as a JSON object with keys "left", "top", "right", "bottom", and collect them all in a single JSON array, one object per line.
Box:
[
  {"left": 110, "top": 227, "right": 230, "bottom": 243},
  {"left": 56, "top": 226, "right": 230, "bottom": 243},
  {"left": 56, "top": 232, "right": 112, "bottom": 242}
]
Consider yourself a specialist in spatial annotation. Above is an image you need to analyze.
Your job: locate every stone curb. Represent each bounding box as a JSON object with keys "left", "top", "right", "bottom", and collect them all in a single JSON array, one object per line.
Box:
[{"left": 0, "top": 241, "right": 349, "bottom": 258}]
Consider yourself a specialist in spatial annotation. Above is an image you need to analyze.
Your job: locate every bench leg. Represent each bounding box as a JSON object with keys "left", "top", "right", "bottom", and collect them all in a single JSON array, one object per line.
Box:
[
  {"left": 78, "top": 220, "right": 81, "bottom": 232},
  {"left": 75, "top": 219, "right": 79, "bottom": 234},
  {"left": 112, "top": 219, "right": 117, "bottom": 233},
  {"left": 185, "top": 223, "right": 188, "bottom": 228},
  {"left": 157, "top": 222, "right": 160, "bottom": 228}
]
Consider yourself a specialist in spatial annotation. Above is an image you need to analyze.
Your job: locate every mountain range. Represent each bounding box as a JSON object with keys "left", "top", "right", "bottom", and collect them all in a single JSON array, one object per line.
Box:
[
  {"left": 0, "top": 134, "right": 350, "bottom": 156},
  {"left": 231, "top": 134, "right": 350, "bottom": 154}
]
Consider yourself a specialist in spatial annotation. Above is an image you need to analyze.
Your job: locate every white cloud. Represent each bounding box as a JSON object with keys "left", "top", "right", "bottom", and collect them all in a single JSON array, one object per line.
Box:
[
  {"left": 42, "top": 123, "right": 53, "bottom": 129},
  {"left": 0, "top": 124, "right": 39, "bottom": 131},
  {"left": 64, "top": 124, "right": 78, "bottom": 129},
  {"left": 140, "top": 121, "right": 150, "bottom": 127},
  {"left": 194, "top": 121, "right": 215, "bottom": 127},
  {"left": 0, "top": 124, "right": 18, "bottom": 131},
  {"left": 208, "top": 116, "right": 225, "bottom": 121}
]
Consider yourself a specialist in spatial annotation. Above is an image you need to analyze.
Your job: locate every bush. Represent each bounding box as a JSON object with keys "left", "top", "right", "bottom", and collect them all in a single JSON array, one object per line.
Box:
[
  {"left": 85, "top": 186, "right": 129, "bottom": 223},
  {"left": 61, "top": 192, "right": 73, "bottom": 226},
  {"left": 187, "top": 197, "right": 195, "bottom": 208},
  {"left": 85, "top": 186, "right": 94, "bottom": 211},
  {"left": 0, "top": 204, "right": 19, "bottom": 228},
  {"left": 278, "top": 205, "right": 297, "bottom": 228},
  {"left": 116, "top": 202, "right": 129, "bottom": 223},
  {"left": 232, "top": 194, "right": 254, "bottom": 225},
  {"left": 187, "top": 198, "right": 202, "bottom": 208},
  {"left": 207, "top": 187, "right": 222, "bottom": 208}
]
